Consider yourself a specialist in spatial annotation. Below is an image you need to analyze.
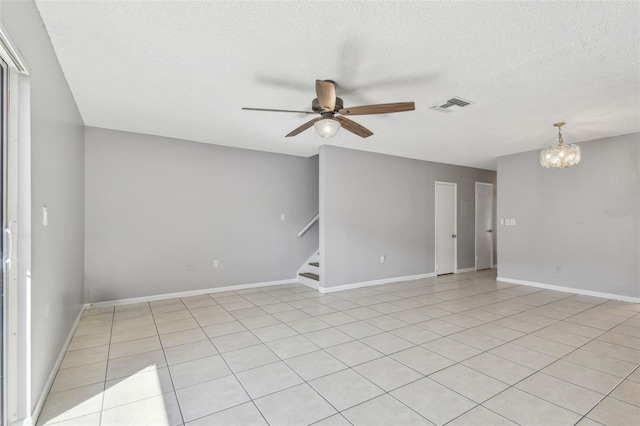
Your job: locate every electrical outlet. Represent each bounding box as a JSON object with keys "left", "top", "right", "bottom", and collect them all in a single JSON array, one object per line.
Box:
[
  {"left": 280, "top": 214, "right": 285, "bottom": 222},
  {"left": 213, "top": 260, "right": 219, "bottom": 268},
  {"left": 380, "top": 255, "right": 386, "bottom": 263},
  {"left": 187, "top": 263, "right": 193, "bottom": 270}
]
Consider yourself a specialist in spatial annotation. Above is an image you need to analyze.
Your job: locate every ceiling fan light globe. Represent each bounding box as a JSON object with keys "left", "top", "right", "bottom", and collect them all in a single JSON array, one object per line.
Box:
[{"left": 314, "top": 118, "right": 341, "bottom": 138}]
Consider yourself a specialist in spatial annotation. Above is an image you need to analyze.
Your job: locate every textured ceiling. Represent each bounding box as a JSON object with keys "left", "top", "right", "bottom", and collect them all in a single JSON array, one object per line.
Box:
[{"left": 35, "top": 0, "right": 639, "bottom": 170}]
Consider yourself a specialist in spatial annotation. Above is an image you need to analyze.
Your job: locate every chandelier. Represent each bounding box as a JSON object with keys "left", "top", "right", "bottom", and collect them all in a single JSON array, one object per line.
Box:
[{"left": 540, "top": 122, "right": 581, "bottom": 168}]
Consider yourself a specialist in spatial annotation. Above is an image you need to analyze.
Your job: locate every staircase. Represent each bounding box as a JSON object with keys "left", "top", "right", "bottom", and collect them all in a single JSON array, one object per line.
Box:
[{"left": 297, "top": 252, "right": 320, "bottom": 289}]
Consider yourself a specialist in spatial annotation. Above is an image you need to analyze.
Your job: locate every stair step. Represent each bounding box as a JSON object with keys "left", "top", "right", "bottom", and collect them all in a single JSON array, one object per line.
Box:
[
  {"left": 299, "top": 272, "right": 319, "bottom": 281},
  {"left": 309, "top": 262, "right": 319, "bottom": 267}
]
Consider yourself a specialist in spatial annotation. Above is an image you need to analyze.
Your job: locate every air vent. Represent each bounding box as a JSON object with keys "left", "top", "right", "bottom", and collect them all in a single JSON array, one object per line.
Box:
[{"left": 430, "top": 97, "right": 473, "bottom": 113}]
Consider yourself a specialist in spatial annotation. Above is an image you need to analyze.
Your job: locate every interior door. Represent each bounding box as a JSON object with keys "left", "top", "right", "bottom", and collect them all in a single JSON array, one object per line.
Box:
[
  {"left": 435, "top": 182, "right": 456, "bottom": 275},
  {"left": 0, "top": 56, "right": 6, "bottom": 425},
  {"left": 475, "top": 182, "right": 493, "bottom": 270}
]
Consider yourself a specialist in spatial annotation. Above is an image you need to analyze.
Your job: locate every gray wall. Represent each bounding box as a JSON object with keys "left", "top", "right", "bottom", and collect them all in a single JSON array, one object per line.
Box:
[
  {"left": 497, "top": 133, "right": 640, "bottom": 298},
  {"left": 320, "top": 145, "right": 496, "bottom": 288},
  {"left": 85, "top": 127, "right": 319, "bottom": 302},
  {"left": 1, "top": 0, "right": 86, "bottom": 411}
]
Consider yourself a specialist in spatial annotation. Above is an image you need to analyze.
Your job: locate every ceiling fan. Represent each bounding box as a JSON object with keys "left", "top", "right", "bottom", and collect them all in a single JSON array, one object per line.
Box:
[{"left": 242, "top": 80, "right": 415, "bottom": 139}]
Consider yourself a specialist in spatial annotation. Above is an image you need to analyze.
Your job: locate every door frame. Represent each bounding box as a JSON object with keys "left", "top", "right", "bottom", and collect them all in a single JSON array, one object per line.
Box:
[
  {"left": 434, "top": 181, "right": 457, "bottom": 275},
  {"left": 475, "top": 182, "right": 494, "bottom": 271},
  {"left": 0, "top": 22, "right": 31, "bottom": 426}
]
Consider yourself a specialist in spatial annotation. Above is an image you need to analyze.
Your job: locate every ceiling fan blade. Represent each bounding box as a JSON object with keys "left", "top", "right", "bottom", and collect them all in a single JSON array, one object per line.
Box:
[
  {"left": 338, "top": 102, "right": 415, "bottom": 116},
  {"left": 316, "top": 80, "right": 336, "bottom": 111},
  {"left": 286, "top": 117, "right": 323, "bottom": 137},
  {"left": 335, "top": 116, "right": 373, "bottom": 138},
  {"left": 242, "top": 107, "right": 315, "bottom": 114}
]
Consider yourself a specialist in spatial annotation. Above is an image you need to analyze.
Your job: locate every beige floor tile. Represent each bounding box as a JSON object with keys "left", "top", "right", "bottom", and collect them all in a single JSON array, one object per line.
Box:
[
  {"left": 414, "top": 318, "right": 465, "bottom": 336},
  {"left": 354, "top": 356, "right": 423, "bottom": 391},
  {"left": 474, "top": 323, "right": 525, "bottom": 341},
  {"left": 512, "top": 334, "right": 575, "bottom": 357},
  {"left": 325, "top": 340, "right": 384, "bottom": 367},
  {"left": 156, "top": 317, "right": 199, "bottom": 335},
  {"left": 390, "top": 325, "right": 441, "bottom": 345},
  {"left": 462, "top": 353, "right": 535, "bottom": 385},
  {"left": 448, "top": 329, "right": 506, "bottom": 351},
  {"left": 515, "top": 372, "right": 604, "bottom": 414},
  {"left": 608, "top": 379, "right": 640, "bottom": 406},
  {"left": 101, "top": 392, "right": 183, "bottom": 426},
  {"left": 60, "top": 345, "right": 109, "bottom": 369},
  {"left": 254, "top": 383, "right": 336, "bottom": 426},
  {"left": 265, "top": 334, "right": 320, "bottom": 359},
  {"left": 188, "top": 304, "right": 226, "bottom": 318},
  {"left": 153, "top": 309, "right": 192, "bottom": 324},
  {"left": 251, "top": 323, "right": 298, "bottom": 342},
  {"left": 163, "top": 339, "right": 218, "bottom": 366},
  {"left": 365, "top": 315, "right": 410, "bottom": 331},
  {"left": 186, "top": 401, "right": 267, "bottom": 426},
  {"left": 316, "top": 311, "right": 358, "bottom": 326},
  {"left": 430, "top": 364, "right": 509, "bottom": 403},
  {"left": 176, "top": 375, "right": 250, "bottom": 423},
  {"left": 239, "top": 314, "right": 281, "bottom": 329},
  {"left": 37, "top": 383, "right": 104, "bottom": 425},
  {"left": 391, "top": 346, "right": 455, "bottom": 375},
  {"left": 194, "top": 311, "right": 235, "bottom": 327},
  {"left": 106, "top": 349, "right": 167, "bottom": 381},
  {"left": 391, "top": 377, "right": 476, "bottom": 425},
  {"left": 543, "top": 360, "right": 622, "bottom": 393},
  {"left": 111, "top": 324, "right": 158, "bottom": 344},
  {"left": 51, "top": 361, "right": 107, "bottom": 393},
  {"left": 169, "top": 354, "right": 232, "bottom": 389},
  {"left": 309, "top": 368, "right": 384, "bottom": 411},
  {"left": 159, "top": 327, "right": 207, "bottom": 348},
  {"left": 582, "top": 339, "right": 640, "bottom": 363},
  {"left": 562, "top": 348, "right": 637, "bottom": 377},
  {"left": 211, "top": 330, "right": 261, "bottom": 353},
  {"left": 447, "top": 406, "right": 517, "bottom": 426},
  {"left": 342, "top": 394, "right": 432, "bottom": 426},
  {"left": 312, "top": 414, "right": 353, "bottom": 426},
  {"left": 303, "top": 328, "right": 353, "bottom": 348},
  {"left": 73, "top": 322, "right": 112, "bottom": 337},
  {"left": 360, "top": 332, "right": 414, "bottom": 354},
  {"left": 103, "top": 366, "right": 173, "bottom": 409},
  {"left": 40, "top": 412, "right": 101, "bottom": 426},
  {"left": 489, "top": 342, "right": 556, "bottom": 370},
  {"left": 111, "top": 315, "right": 154, "bottom": 332},
  {"left": 484, "top": 387, "right": 581, "bottom": 426},
  {"left": 533, "top": 327, "right": 592, "bottom": 347},
  {"left": 109, "top": 336, "right": 162, "bottom": 359},
  {"left": 336, "top": 320, "right": 384, "bottom": 339},
  {"left": 286, "top": 317, "right": 332, "bottom": 333},
  {"left": 587, "top": 396, "right": 640, "bottom": 426},
  {"left": 67, "top": 332, "right": 111, "bottom": 351},
  {"left": 285, "top": 350, "right": 348, "bottom": 381},
  {"left": 421, "top": 337, "right": 483, "bottom": 362},
  {"left": 221, "top": 343, "right": 279, "bottom": 372},
  {"left": 236, "top": 360, "right": 303, "bottom": 399}
]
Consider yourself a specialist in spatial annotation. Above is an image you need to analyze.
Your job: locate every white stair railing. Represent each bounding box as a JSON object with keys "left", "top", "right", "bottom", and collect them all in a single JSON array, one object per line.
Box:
[{"left": 297, "top": 214, "right": 319, "bottom": 237}]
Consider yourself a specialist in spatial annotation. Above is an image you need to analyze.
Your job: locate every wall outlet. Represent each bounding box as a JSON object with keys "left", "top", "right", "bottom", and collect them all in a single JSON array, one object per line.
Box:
[
  {"left": 511, "top": 218, "right": 516, "bottom": 226},
  {"left": 213, "top": 260, "right": 219, "bottom": 268},
  {"left": 43, "top": 206, "right": 48, "bottom": 226},
  {"left": 505, "top": 219, "right": 511, "bottom": 226},
  {"left": 186, "top": 263, "right": 193, "bottom": 270},
  {"left": 380, "top": 255, "right": 386, "bottom": 263},
  {"left": 280, "top": 214, "right": 285, "bottom": 222}
]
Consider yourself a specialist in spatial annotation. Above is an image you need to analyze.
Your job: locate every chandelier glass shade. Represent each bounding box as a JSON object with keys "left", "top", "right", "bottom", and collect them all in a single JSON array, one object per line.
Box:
[
  {"left": 314, "top": 118, "right": 341, "bottom": 138},
  {"left": 540, "top": 122, "right": 581, "bottom": 168}
]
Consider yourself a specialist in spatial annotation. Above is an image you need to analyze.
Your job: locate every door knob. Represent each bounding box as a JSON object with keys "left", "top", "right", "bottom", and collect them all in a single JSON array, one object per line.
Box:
[{"left": 451, "top": 234, "right": 457, "bottom": 238}]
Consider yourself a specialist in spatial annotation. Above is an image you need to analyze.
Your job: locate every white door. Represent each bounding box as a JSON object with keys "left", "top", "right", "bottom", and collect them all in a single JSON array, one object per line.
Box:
[
  {"left": 435, "top": 182, "right": 456, "bottom": 275},
  {"left": 475, "top": 182, "right": 493, "bottom": 270}
]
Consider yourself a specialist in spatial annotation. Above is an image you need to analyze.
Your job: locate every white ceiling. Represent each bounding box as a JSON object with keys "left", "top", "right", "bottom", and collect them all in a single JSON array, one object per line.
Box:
[{"left": 35, "top": 0, "right": 639, "bottom": 170}]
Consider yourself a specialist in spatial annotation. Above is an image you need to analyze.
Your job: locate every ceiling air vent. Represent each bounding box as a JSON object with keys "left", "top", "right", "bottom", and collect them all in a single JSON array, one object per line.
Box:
[{"left": 430, "top": 97, "right": 473, "bottom": 113}]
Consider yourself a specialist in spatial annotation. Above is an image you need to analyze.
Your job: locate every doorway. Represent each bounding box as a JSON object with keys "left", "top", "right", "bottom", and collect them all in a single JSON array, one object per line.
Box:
[
  {"left": 475, "top": 182, "right": 493, "bottom": 270},
  {"left": 435, "top": 181, "right": 457, "bottom": 275}
]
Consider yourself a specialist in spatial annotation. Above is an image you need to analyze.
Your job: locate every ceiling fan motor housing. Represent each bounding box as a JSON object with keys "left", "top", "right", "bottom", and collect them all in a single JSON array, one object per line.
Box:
[{"left": 312, "top": 97, "right": 344, "bottom": 113}]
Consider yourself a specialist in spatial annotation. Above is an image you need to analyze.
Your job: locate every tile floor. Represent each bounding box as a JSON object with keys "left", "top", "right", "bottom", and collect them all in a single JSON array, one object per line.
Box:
[{"left": 38, "top": 270, "right": 640, "bottom": 425}]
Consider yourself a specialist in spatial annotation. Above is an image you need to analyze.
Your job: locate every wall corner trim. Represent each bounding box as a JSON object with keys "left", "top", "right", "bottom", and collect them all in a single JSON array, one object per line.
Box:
[
  {"left": 32, "top": 304, "right": 89, "bottom": 425},
  {"left": 319, "top": 273, "right": 436, "bottom": 294},
  {"left": 89, "top": 278, "right": 299, "bottom": 308},
  {"left": 496, "top": 277, "right": 640, "bottom": 304}
]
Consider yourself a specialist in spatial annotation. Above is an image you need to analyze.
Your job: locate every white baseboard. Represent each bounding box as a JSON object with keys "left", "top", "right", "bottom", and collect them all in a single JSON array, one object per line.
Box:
[
  {"left": 89, "top": 279, "right": 298, "bottom": 308},
  {"left": 456, "top": 267, "right": 476, "bottom": 274},
  {"left": 297, "top": 276, "right": 319, "bottom": 290},
  {"left": 496, "top": 277, "right": 640, "bottom": 303},
  {"left": 319, "top": 273, "right": 435, "bottom": 294},
  {"left": 32, "top": 304, "right": 88, "bottom": 425}
]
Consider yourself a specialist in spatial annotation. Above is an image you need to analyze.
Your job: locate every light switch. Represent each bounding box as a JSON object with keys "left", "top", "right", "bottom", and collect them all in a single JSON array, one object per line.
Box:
[
  {"left": 43, "top": 206, "right": 48, "bottom": 226},
  {"left": 500, "top": 218, "right": 504, "bottom": 226},
  {"left": 511, "top": 218, "right": 516, "bottom": 226}
]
